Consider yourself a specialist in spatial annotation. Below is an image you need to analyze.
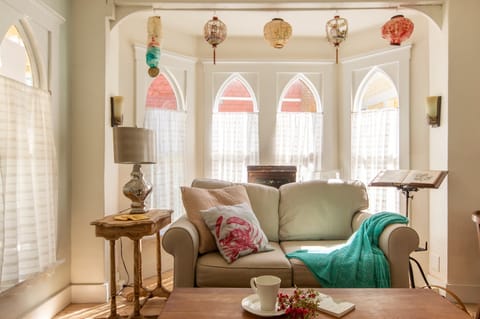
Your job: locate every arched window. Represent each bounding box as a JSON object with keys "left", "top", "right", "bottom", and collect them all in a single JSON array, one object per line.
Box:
[
  {"left": 143, "top": 72, "right": 185, "bottom": 221},
  {"left": 0, "top": 24, "right": 57, "bottom": 291},
  {"left": 351, "top": 68, "right": 399, "bottom": 213},
  {"left": 211, "top": 74, "right": 258, "bottom": 182},
  {"left": 145, "top": 73, "right": 177, "bottom": 110},
  {"left": 0, "top": 25, "right": 34, "bottom": 86},
  {"left": 275, "top": 74, "right": 323, "bottom": 181}
]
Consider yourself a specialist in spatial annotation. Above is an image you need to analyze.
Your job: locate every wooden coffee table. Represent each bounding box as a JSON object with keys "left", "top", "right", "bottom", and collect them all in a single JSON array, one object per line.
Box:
[{"left": 158, "top": 287, "right": 470, "bottom": 318}]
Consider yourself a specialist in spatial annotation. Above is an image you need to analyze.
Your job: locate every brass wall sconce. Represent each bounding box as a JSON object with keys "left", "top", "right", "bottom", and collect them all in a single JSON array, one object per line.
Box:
[
  {"left": 426, "top": 96, "right": 441, "bottom": 127},
  {"left": 110, "top": 96, "right": 124, "bottom": 127}
]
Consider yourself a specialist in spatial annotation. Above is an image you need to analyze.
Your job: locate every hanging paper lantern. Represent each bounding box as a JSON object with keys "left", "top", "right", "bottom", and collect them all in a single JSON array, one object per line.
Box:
[
  {"left": 381, "top": 15, "right": 414, "bottom": 46},
  {"left": 326, "top": 15, "right": 348, "bottom": 64},
  {"left": 263, "top": 18, "right": 292, "bottom": 49},
  {"left": 204, "top": 16, "right": 227, "bottom": 65},
  {"left": 146, "top": 16, "right": 162, "bottom": 77}
]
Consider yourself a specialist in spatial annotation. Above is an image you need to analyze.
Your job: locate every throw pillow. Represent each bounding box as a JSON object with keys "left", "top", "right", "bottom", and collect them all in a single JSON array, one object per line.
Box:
[
  {"left": 200, "top": 202, "right": 272, "bottom": 263},
  {"left": 181, "top": 185, "right": 252, "bottom": 254}
]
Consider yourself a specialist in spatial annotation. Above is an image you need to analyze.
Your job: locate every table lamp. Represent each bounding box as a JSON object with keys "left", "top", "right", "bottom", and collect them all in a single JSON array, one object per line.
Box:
[{"left": 113, "top": 127, "right": 156, "bottom": 214}]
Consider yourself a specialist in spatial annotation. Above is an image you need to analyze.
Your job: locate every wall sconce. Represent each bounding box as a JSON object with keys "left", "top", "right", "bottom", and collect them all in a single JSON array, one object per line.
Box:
[
  {"left": 426, "top": 96, "right": 441, "bottom": 127},
  {"left": 110, "top": 96, "right": 124, "bottom": 127}
]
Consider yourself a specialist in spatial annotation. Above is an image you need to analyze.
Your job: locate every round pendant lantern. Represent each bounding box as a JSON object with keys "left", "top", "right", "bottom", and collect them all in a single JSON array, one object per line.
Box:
[
  {"left": 326, "top": 15, "right": 348, "bottom": 64},
  {"left": 204, "top": 16, "right": 227, "bottom": 64},
  {"left": 381, "top": 15, "right": 414, "bottom": 46},
  {"left": 146, "top": 16, "right": 162, "bottom": 77},
  {"left": 263, "top": 18, "right": 292, "bottom": 49}
]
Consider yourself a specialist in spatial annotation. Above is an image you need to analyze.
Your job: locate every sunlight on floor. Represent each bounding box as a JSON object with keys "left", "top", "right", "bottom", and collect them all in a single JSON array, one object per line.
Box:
[{"left": 53, "top": 271, "right": 173, "bottom": 319}]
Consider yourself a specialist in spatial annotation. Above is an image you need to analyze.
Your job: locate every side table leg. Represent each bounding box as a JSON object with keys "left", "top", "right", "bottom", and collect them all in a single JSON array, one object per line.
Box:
[
  {"left": 108, "top": 240, "right": 121, "bottom": 319},
  {"left": 150, "top": 231, "right": 170, "bottom": 298},
  {"left": 129, "top": 239, "right": 144, "bottom": 319}
]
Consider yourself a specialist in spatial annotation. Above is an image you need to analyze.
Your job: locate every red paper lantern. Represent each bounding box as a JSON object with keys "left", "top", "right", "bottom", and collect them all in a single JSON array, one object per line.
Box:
[{"left": 381, "top": 15, "right": 414, "bottom": 46}]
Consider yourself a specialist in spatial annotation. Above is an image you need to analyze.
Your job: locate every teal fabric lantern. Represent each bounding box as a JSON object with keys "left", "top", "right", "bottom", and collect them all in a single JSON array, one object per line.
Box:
[{"left": 146, "top": 16, "right": 162, "bottom": 77}]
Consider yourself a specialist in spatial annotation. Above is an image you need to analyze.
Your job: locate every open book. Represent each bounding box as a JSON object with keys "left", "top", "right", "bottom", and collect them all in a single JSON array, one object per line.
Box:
[
  {"left": 369, "top": 169, "right": 448, "bottom": 189},
  {"left": 317, "top": 295, "right": 355, "bottom": 318}
]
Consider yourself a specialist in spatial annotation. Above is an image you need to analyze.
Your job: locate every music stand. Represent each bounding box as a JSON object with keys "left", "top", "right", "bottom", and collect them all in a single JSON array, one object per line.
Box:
[{"left": 369, "top": 169, "right": 448, "bottom": 287}]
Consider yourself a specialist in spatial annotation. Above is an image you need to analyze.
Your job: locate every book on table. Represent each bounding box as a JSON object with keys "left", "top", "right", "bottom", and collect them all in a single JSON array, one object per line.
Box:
[
  {"left": 369, "top": 169, "right": 448, "bottom": 189},
  {"left": 317, "top": 296, "right": 355, "bottom": 318}
]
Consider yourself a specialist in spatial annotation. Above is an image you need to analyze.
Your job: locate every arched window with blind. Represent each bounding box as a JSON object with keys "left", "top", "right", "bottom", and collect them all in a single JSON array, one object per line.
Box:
[
  {"left": 143, "top": 71, "right": 186, "bottom": 221},
  {"left": 211, "top": 73, "right": 259, "bottom": 182},
  {"left": 0, "top": 23, "right": 57, "bottom": 291},
  {"left": 275, "top": 74, "right": 323, "bottom": 181},
  {"left": 351, "top": 68, "right": 400, "bottom": 213}
]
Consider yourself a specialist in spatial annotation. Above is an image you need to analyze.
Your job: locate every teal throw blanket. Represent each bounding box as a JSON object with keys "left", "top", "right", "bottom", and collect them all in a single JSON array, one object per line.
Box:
[{"left": 286, "top": 212, "right": 408, "bottom": 288}]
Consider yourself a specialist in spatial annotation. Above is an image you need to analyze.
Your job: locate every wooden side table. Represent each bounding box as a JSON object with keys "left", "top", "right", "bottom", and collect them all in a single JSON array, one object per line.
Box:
[{"left": 91, "top": 209, "right": 172, "bottom": 319}]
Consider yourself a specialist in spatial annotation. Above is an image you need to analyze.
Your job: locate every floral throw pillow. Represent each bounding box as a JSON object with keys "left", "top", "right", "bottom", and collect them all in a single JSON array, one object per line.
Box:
[{"left": 200, "top": 202, "right": 272, "bottom": 263}]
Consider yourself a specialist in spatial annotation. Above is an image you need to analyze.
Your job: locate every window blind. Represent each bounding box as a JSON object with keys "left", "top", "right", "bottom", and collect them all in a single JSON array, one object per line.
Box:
[{"left": 0, "top": 75, "right": 58, "bottom": 290}]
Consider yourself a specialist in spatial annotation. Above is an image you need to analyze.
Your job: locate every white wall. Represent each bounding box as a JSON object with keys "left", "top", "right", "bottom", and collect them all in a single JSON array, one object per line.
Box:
[{"left": 445, "top": 0, "right": 480, "bottom": 302}]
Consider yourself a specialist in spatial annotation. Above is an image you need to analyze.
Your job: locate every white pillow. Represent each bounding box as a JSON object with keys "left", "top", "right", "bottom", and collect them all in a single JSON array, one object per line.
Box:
[{"left": 200, "top": 202, "right": 272, "bottom": 263}]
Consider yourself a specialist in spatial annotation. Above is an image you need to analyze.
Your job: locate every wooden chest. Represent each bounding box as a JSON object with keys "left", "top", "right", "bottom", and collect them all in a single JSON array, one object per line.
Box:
[{"left": 247, "top": 165, "right": 297, "bottom": 188}]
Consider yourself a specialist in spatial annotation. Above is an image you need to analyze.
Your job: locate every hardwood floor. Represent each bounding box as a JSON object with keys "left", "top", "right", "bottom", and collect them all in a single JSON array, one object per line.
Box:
[{"left": 53, "top": 271, "right": 173, "bottom": 319}]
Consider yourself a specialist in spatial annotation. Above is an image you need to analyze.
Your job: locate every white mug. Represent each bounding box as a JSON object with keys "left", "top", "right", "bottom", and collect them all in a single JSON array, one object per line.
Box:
[{"left": 250, "top": 275, "right": 281, "bottom": 311}]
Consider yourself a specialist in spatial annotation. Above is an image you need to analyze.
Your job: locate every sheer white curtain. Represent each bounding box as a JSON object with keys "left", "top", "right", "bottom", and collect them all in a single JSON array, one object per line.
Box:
[
  {"left": 0, "top": 75, "right": 58, "bottom": 289},
  {"left": 351, "top": 108, "right": 399, "bottom": 213},
  {"left": 211, "top": 112, "right": 259, "bottom": 182},
  {"left": 144, "top": 108, "right": 186, "bottom": 221},
  {"left": 275, "top": 112, "right": 323, "bottom": 181}
]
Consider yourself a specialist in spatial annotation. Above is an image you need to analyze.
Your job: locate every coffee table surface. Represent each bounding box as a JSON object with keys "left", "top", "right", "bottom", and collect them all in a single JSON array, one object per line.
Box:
[{"left": 158, "top": 287, "right": 470, "bottom": 319}]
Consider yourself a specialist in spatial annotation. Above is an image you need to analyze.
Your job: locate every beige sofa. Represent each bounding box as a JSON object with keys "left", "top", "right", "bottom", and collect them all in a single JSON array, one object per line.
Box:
[{"left": 162, "top": 178, "right": 419, "bottom": 288}]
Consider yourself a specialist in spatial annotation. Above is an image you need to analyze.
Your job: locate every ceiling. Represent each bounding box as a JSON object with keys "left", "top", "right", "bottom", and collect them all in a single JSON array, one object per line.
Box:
[
  {"left": 114, "top": 1, "right": 441, "bottom": 38},
  {"left": 133, "top": 9, "right": 421, "bottom": 38}
]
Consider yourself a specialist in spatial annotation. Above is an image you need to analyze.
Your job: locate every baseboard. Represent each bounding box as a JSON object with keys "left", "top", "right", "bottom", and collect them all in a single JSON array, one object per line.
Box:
[
  {"left": 446, "top": 283, "right": 480, "bottom": 304},
  {"left": 22, "top": 286, "right": 71, "bottom": 319},
  {"left": 71, "top": 283, "right": 108, "bottom": 303}
]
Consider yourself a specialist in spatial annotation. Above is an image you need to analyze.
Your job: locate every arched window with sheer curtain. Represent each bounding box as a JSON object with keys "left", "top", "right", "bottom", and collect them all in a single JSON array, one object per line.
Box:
[
  {"left": 211, "top": 74, "right": 259, "bottom": 182},
  {"left": 275, "top": 74, "right": 323, "bottom": 181},
  {"left": 351, "top": 68, "right": 400, "bottom": 213},
  {"left": 0, "top": 24, "right": 58, "bottom": 291},
  {"left": 143, "top": 72, "right": 186, "bottom": 221}
]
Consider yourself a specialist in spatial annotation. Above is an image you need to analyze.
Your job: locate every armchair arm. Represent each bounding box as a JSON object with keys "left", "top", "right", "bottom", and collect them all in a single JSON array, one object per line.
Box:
[
  {"left": 162, "top": 216, "right": 199, "bottom": 287},
  {"left": 351, "top": 211, "right": 420, "bottom": 288}
]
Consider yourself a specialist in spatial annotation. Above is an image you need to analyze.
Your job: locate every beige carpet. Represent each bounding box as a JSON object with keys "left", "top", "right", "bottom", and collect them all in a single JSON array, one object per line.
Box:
[{"left": 53, "top": 271, "right": 173, "bottom": 319}]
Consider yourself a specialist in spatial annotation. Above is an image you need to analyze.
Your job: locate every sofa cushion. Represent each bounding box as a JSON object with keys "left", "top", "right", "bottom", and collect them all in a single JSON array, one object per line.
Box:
[
  {"left": 278, "top": 180, "right": 368, "bottom": 241},
  {"left": 196, "top": 242, "right": 292, "bottom": 287},
  {"left": 181, "top": 185, "right": 252, "bottom": 254},
  {"left": 241, "top": 183, "right": 280, "bottom": 242},
  {"left": 191, "top": 178, "right": 280, "bottom": 242},
  {"left": 280, "top": 240, "right": 348, "bottom": 287},
  {"left": 200, "top": 202, "right": 272, "bottom": 263}
]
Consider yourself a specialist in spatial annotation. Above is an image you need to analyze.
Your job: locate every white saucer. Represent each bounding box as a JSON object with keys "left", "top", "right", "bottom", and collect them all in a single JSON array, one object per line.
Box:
[{"left": 241, "top": 294, "right": 286, "bottom": 317}]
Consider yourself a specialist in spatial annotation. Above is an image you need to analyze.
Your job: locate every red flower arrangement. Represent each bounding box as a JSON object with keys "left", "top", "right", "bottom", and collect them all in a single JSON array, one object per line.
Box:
[{"left": 277, "top": 288, "right": 321, "bottom": 319}]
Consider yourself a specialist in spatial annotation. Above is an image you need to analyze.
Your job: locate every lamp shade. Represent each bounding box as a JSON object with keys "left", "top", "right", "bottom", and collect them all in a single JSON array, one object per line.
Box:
[{"left": 113, "top": 127, "right": 156, "bottom": 164}]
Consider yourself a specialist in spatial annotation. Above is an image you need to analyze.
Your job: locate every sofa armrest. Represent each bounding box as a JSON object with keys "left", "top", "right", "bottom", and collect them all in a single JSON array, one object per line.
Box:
[
  {"left": 351, "top": 210, "right": 371, "bottom": 232},
  {"left": 379, "top": 223, "right": 419, "bottom": 288},
  {"left": 162, "top": 216, "right": 199, "bottom": 287},
  {"left": 351, "top": 211, "right": 419, "bottom": 288}
]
